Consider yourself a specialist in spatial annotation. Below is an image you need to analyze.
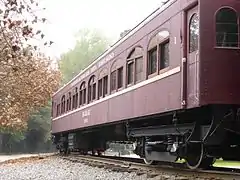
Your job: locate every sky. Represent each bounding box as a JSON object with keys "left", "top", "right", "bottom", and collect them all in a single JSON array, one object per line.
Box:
[{"left": 37, "top": 0, "right": 164, "bottom": 58}]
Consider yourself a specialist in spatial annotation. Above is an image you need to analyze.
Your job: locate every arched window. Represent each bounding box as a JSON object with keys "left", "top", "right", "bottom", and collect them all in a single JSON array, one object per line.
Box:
[
  {"left": 88, "top": 75, "right": 96, "bottom": 103},
  {"left": 61, "top": 95, "right": 65, "bottom": 114},
  {"left": 189, "top": 13, "right": 199, "bottom": 53},
  {"left": 110, "top": 66, "right": 117, "bottom": 92},
  {"left": 79, "top": 82, "right": 86, "bottom": 106},
  {"left": 148, "top": 30, "right": 170, "bottom": 76},
  {"left": 57, "top": 104, "right": 60, "bottom": 116},
  {"left": 216, "top": 8, "right": 238, "bottom": 47},
  {"left": 127, "top": 47, "right": 143, "bottom": 85},
  {"left": 75, "top": 87, "right": 78, "bottom": 108},
  {"left": 110, "top": 59, "right": 123, "bottom": 92},
  {"left": 67, "top": 92, "right": 71, "bottom": 111},
  {"left": 98, "top": 68, "right": 108, "bottom": 99},
  {"left": 72, "top": 87, "right": 78, "bottom": 109}
]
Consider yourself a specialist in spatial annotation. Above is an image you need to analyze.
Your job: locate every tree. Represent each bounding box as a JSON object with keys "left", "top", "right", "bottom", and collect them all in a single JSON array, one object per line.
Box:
[
  {"left": 59, "top": 29, "right": 111, "bottom": 84},
  {"left": 0, "top": 102, "right": 56, "bottom": 153},
  {"left": 0, "top": 0, "right": 61, "bottom": 129},
  {"left": 0, "top": 48, "right": 61, "bottom": 130},
  {"left": 24, "top": 102, "right": 52, "bottom": 152}
]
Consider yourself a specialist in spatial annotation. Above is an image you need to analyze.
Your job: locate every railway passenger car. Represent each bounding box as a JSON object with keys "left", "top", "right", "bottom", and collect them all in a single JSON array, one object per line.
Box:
[{"left": 51, "top": 0, "right": 240, "bottom": 169}]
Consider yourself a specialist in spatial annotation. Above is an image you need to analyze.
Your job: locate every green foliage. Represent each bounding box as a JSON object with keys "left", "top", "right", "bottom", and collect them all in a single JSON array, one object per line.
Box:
[
  {"left": 0, "top": 126, "right": 25, "bottom": 141},
  {"left": 0, "top": 102, "right": 53, "bottom": 153},
  {"left": 27, "top": 102, "right": 52, "bottom": 143},
  {"left": 59, "top": 28, "right": 112, "bottom": 84}
]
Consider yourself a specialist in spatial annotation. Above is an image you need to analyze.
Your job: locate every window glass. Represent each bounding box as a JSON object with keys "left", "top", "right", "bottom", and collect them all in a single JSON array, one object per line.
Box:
[
  {"left": 148, "top": 47, "right": 157, "bottom": 75},
  {"left": 72, "top": 94, "right": 76, "bottom": 109},
  {"left": 57, "top": 104, "right": 60, "bottom": 116},
  {"left": 68, "top": 92, "right": 72, "bottom": 110},
  {"left": 135, "top": 57, "right": 143, "bottom": 82},
  {"left": 117, "top": 67, "right": 123, "bottom": 88},
  {"left": 83, "top": 88, "right": 86, "bottom": 104},
  {"left": 160, "top": 41, "right": 170, "bottom": 70},
  {"left": 66, "top": 99, "right": 69, "bottom": 111},
  {"left": 79, "top": 82, "right": 86, "bottom": 106},
  {"left": 216, "top": 8, "right": 238, "bottom": 47},
  {"left": 110, "top": 70, "right": 117, "bottom": 91},
  {"left": 98, "top": 79, "right": 103, "bottom": 98},
  {"left": 75, "top": 88, "right": 78, "bottom": 108},
  {"left": 88, "top": 76, "right": 96, "bottom": 103},
  {"left": 127, "top": 47, "right": 143, "bottom": 84},
  {"left": 61, "top": 95, "right": 65, "bottom": 114},
  {"left": 92, "top": 84, "right": 96, "bottom": 100},
  {"left": 103, "top": 76, "right": 108, "bottom": 96},
  {"left": 189, "top": 13, "right": 199, "bottom": 53},
  {"left": 127, "top": 61, "right": 134, "bottom": 84}
]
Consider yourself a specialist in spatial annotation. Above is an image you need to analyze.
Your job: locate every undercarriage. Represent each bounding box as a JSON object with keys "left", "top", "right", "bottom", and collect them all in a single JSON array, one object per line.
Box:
[
  {"left": 53, "top": 105, "right": 240, "bottom": 169},
  {"left": 130, "top": 105, "right": 240, "bottom": 169}
]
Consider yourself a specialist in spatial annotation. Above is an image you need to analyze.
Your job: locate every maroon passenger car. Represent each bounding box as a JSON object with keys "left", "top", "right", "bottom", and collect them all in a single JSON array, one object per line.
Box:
[{"left": 51, "top": 0, "right": 240, "bottom": 169}]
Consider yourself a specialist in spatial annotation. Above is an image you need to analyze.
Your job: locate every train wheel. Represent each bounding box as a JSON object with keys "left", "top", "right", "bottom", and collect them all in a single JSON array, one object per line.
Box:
[
  {"left": 185, "top": 143, "right": 204, "bottom": 169},
  {"left": 185, "top": 143, "right": 214, "bottom": 169},
  {"left": 143, "top": 158, "right": 155, "bottom": 165}
]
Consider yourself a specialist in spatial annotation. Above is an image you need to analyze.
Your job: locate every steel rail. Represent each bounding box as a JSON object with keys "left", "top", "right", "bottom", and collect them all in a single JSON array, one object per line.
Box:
[{"left": 60, "top": 154, "right": 240, "bottom": 180}]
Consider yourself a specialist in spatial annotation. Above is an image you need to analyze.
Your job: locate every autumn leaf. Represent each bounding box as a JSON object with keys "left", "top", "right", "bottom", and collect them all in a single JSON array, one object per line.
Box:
[{"left": 0, "top": 0, "right": 60, "bottom": 129}]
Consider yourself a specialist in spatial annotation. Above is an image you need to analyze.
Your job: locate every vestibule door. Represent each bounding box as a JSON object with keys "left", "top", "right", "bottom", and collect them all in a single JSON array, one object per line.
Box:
[{"left": 187, "top": 5, "right": 200, "bottom": 108}]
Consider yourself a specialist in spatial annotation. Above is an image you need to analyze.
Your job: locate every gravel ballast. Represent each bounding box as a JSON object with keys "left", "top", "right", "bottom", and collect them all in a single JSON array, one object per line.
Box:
[
  {"left": 0, "top": 155, "right": 227, "bottom": 180},
  {"left": 0, "top": 156, "right": 149, "bottom": 180}
]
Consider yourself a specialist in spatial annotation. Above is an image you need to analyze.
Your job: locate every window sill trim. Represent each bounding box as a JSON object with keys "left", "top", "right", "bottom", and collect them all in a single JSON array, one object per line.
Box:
[
  {"left": 147, "top": 72, "right": 158, "bottom": 79},
  {"left": 117, "top": 87, "right": 124, "bottom": 91},
  {"left": 159, "top": 67, "right": 170, "bottom": 74},
  {"left": 214, "top": 46, "right": 240, "bottom": 50},
  {"left": 127, "top": 83, "right": 134, "bottom": 88}
]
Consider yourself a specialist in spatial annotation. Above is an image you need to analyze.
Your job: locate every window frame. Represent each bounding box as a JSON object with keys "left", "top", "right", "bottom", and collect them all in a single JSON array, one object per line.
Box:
[
  {"left": 72, "top": 90, "right": 76, "bottom": 109},
  {"left": 72, "top": 87, "right": 78, "bottom": 109},
  {"left": 110, "top": 70, "right": 117, "bottom": 93},
  {"left": 56, "top": 103, "right": 60, "bottom": 116},
  {"left": 126, "top": 46, "right": 144, "bottom": 86},
  {"left": 79, "top": 82, "right": 86, "bottom": 106},
  {"left": 61, "top": 95, "right": 66, "bottom": 114},
  {"left": 98, "top": 78, "right": 103, "bottom": 99},
  {"left": 215, "top": 7, "right": 239, "bottom": 49},
  {"left": 117, "top": 66, "right": 123, "bottom": 90},
  {"left": 66, "top": 99, "right": 69, "bottom": 112},
  {"left": 68, "top": 92, "right": 72, "bottom": 111},
  {"left": 189, "top": 13, "right": 199, "bottom": 53},
  {"left": 159, "top": 39, "right": 170, "bottom": 73},
  {"left": 75, "top": 87, "right": 78, "bottom": 108},
  {"left": 103, "top": 75, "right": 108, "bottom": 97},
  {"left": 147, "top": 46, "right": 158, "bottom": 77},
  {"left": 98, "top": 68, "right": 108, "bottom": 99},
  {"left": 147, "top": 30, "right": 170, "bottom": 78},
  {"left": 88, "top": 75, "right": 96, "bottom": 103},
  {"left": 135, "top": 56, "right": 143, "bottom": 83},
  {"left": 127, "top": 59, "right": 134, "bottom": 86}
]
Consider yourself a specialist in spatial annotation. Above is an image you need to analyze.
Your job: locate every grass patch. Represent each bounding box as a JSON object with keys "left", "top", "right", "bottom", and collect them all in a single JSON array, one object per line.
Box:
[
  {"left": 176, "top": 158, "right": 240, "bottom": 168},
  {"left": 214, "top": 159, "right": 240, "bottom": 167}
]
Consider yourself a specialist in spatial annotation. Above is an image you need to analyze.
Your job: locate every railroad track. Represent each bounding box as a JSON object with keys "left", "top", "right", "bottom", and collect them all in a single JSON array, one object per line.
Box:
[{"left": 59, "top": 153, "right": 240, "bottom": 180}]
